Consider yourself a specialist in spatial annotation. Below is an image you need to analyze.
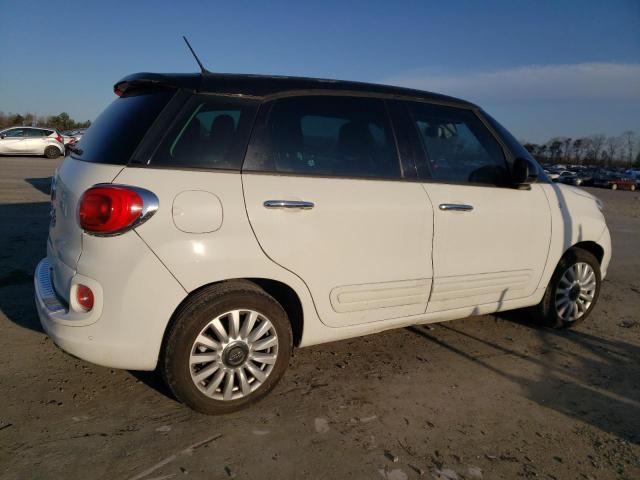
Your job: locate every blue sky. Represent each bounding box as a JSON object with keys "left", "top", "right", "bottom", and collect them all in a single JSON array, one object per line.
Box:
[{"left": 0, "top": 0, "right": 638, "bottom": 142}]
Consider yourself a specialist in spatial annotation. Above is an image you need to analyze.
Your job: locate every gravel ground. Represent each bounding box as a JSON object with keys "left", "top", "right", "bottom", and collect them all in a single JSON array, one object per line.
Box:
[{"left": 0, "top": 155, "right": 638, "bottom": 480}]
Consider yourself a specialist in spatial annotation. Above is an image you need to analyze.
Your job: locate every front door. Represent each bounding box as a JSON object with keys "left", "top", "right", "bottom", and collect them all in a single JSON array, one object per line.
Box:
[
  {"left": 401, "top": 100, "right": 551, "bottom": 312},
  {"left": 0, "top": 127, "right": 28, "bottom": 154},
  {"left": 242, "top": 95, "right": 434, "bottom": 328}
]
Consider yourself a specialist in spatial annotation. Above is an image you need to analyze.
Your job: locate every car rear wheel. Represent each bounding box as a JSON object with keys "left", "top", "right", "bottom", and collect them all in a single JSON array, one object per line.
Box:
[
  {"left": 529, "top": 248, "right": 601, "bottom": 329},
  {"left": 161, "top": 280, "right": 293, "bottom": 414},
  {"left": 44, "top": 146, "right": 60, "bottom": 159}
]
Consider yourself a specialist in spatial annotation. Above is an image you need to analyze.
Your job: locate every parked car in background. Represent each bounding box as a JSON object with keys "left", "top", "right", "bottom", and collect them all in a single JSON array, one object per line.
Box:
[
  {"left": 62, "top": 128, "right": 87, "bottom": 142},
  {"left": 544, "top": 169, "right": 560, "bottom": 181},
  {"left": 550, "top": 170, "right": 572, "bottom": 182},
  {"left": 73, "top": 128, "right": 87, "bottom": 141},
  {"left": 61, "top": 131, "right": 78, "bottom": 146},
  {"left": 576, "top": 171, "right": 594, "bottom": 186},
  {"left": 35, "top": 71, "right": 611, "bottom": 414},
  {"left": 557, "top": 171, "right": 582, "bottom": 186},
  {"left": 593, "top": 173, "right": 637, "bottom": 191},
  {"left": 0, "top": 126, "right": 64, "bottom": 158}
]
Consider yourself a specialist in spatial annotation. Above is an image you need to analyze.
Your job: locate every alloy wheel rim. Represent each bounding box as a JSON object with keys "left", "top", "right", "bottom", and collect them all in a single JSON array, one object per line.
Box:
[
  {"left": 189, "top": 309, "right": 279, "bottom": 401},
  {"left": 555, "top": 262, "right": 597, "bottom": 322}
]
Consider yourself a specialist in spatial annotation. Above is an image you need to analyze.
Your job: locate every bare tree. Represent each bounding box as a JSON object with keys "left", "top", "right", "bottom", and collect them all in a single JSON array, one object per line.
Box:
[
  {"left": 604, "top": 136, "right": 622, "bottom": 166},
  {"left": 621, "top": 131, "right": 636, "bottom": 166},
  {"left": 572, "top": 138, "right": 587, "bottom": 164},
  {"left": 561, "top": 137, "right": 572, "bottom": 162},
  {"left": 546, "top": 138, "right": 565, "bottom": 163},
  {"left": 586, "top": 134, "right": 606, "bottom": 163}
]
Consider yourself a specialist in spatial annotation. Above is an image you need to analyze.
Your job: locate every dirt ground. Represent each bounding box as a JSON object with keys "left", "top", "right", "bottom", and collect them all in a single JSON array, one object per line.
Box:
[{"left": 0, "top": 155, "right": 638, "bottom": 480}]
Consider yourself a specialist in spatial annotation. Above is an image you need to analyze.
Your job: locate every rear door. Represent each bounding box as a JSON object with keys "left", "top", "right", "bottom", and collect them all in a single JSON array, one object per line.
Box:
[
  {"left": 23, "top": 128, "right": 46, "bottom": 154},
  {"left": 242, "top": 95, "right": 434, "bottom": 328},
  {"left": 400, "top": 100, "right": 551, "bottom": 312}
]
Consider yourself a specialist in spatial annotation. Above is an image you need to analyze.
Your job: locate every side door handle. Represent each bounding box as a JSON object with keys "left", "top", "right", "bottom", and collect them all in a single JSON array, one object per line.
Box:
[
  {"left": 439, "top": 203, "right": 473, "bottom": 212},
  {"left": 263, "top": 200, "right": 315, "bottom": 210}
]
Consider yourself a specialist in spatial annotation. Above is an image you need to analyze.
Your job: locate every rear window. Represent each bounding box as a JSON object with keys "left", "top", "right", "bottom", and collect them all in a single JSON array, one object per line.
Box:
[{"left": 71, "top": 89, "right": 175, "bottom": 164}]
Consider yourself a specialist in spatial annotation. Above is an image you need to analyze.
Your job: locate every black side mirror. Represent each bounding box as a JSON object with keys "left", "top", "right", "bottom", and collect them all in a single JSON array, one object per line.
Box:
[{"left": 512, "top": 157, "right": 538, "bottom": 189}]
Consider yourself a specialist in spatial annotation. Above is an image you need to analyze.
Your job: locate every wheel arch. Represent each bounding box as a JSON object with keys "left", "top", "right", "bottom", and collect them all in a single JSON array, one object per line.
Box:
[
  {"left": 162, "top": 277, "right": 305, "bottom": 351},
  {"left": 568, "top": 241, "right": 604, "bottom": 265}
]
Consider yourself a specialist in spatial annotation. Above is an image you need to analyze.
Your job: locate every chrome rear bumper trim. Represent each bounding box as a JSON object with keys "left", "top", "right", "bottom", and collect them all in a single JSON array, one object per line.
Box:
[{"left": 35, "top": 258, "right": 66, "bottom": 313}]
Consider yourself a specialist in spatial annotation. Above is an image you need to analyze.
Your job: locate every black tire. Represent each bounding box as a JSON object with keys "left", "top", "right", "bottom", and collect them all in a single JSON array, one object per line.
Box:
[
  {"left": 44, "top": 146, "right": 60, "bottom": 159},
  {"left": 529, "top": 248, "right": 601, "bottom": 329},
  {"left": 161, "top": 280, "right": 293, "bottom": 414}
]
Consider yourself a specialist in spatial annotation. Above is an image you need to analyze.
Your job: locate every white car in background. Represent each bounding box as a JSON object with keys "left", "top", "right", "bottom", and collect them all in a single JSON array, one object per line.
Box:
[
  {"left": 35, "top": 71, "right": 612, "bottom": 414},
  {"left": 61, "top": 128, "right": 87, "bottom": 145},
  {"left": 0, "top": 126, "right": 64, "bottom": 158}
]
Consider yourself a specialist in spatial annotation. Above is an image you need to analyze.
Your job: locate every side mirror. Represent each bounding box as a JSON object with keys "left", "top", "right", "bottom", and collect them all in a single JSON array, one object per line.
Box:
[{"left": 512, "top": 157, "right": 538, "bottom": 189}]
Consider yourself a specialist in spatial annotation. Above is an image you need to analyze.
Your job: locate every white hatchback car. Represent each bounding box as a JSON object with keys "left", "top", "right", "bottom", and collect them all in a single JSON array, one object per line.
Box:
[
  {"left": 35, "top": 72, "right": 611, "bottom": 414},
  {"left": 0, "top": 126, "right": 64, "bottom": 158}
]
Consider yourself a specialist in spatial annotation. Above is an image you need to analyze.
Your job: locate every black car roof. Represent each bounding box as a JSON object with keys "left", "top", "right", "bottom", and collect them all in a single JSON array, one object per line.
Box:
[{"left": 114, "top": 72, "right": 477, "bottom": 107}]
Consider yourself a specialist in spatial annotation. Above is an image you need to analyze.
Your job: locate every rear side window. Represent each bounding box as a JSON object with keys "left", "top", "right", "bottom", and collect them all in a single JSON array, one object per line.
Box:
[
  {"left": 27, "top": 129, "right": 46, "bottom": 137},
  {"left": 151, "top": 95, "right": 257, "bottom": 170},
  {"left": 71, "top": 89, "right": 175, "bottom": 165},
  {"left": 244, "top": 95, "right": 401, "bottom": 179},
  {"left": 407, "top": 102, "right": 510, "bottom": 186}
]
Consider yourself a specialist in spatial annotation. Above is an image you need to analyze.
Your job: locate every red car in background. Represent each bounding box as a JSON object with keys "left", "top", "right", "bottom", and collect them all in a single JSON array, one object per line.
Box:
[{"left": 593, "top": 173, "right": 637, "bottom": 191}]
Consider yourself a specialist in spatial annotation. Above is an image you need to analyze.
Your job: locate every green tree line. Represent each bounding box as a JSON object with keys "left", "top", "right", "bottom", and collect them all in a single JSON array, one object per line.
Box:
[{"left": 0, "top": 111, "right": 91, "bottom": 132}]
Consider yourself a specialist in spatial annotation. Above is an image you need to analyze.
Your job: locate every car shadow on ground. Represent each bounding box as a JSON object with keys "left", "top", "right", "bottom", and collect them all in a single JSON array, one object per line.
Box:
[
  {"left": 0, "top": 201, "right": 50, "bottom": 333},
  {"left": 408, "top": 317, "right": 640, "bottom": 445},
  {"left": 129, "top": 369, "right": 178, "bottom": 402},
  {"left": 25, "top": 177, "right": 52, "bottom": 196}
]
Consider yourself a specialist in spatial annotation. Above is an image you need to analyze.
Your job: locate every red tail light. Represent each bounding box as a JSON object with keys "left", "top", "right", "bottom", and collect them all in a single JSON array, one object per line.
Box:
[
  {"left": 55, "top": 134, "right": 63, "bottom": 144},
  {"left": 76, "top": 284, "right": 94, "bottom": 311},
  {"left": 79, "top": 185, "right": 157, "bottom": 235}
]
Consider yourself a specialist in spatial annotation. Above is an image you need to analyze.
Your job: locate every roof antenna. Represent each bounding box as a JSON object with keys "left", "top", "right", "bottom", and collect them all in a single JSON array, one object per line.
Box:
[{"left": 182, "top": 36, "right": 209, "bottom": 74}]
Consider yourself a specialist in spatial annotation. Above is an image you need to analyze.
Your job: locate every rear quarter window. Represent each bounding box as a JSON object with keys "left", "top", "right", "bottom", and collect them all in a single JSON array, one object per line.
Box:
[{"left": 72, "top": 89, "right": 175, "bottom": 165}]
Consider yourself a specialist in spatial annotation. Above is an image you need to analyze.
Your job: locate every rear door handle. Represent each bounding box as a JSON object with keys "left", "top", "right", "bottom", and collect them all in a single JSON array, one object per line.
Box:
[
  {"left": 439, "top": 203, "right": 473, "bottom": 212},
  {"left": 263, "top": 200, "right": 315, "bottom": 210}
]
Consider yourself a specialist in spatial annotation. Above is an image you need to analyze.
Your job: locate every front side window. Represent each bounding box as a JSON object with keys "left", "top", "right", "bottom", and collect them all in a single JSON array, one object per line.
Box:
[
  {"left": 246, "top": 95, "right": 401, "bottom": 179},
  {"left": 407, "top": 102, "right": 509, "bottom": 186},
  {"left": 151, "top": 95, "right": 257, "bottom": 170},
  {"left": 3, "top": 128, "right": 26, "bottom": 138}
]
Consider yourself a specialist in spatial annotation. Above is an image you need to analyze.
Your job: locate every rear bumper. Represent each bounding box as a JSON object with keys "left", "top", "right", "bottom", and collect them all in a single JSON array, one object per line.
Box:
[
  {"left": 35, "top": 238, "right": 187, "bottom": 370},
  {"left": 35, "top": 258, "right": 144, "bottom": 369}
]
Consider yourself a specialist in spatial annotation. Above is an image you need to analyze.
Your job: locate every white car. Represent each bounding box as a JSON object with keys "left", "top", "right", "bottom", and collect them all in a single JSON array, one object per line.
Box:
[
  {"left": 544, "top": 170, "right": 560, "bottom": 181},
  {"left": 35, "top": 72, "right": 612, "bottom": 414},
  {"left": 0, "top": 126, "right": 64, "bottom": 158}
]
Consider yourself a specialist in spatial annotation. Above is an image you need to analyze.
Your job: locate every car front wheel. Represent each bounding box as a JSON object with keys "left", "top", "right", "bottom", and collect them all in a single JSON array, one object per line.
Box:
[
  {"left": 161, "top": 280, "right": 293, "bottom": 414},
  {"left": 529, "top": 248, "right": 601, "bottom": 329}
]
